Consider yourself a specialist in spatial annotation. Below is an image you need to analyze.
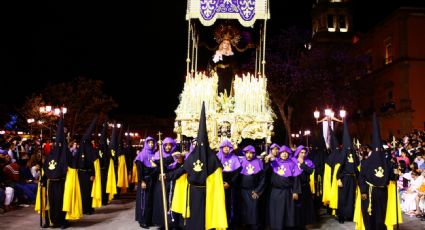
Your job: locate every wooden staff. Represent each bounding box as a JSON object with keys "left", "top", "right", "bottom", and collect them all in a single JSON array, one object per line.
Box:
[{"left": 157, "top": 132, "right": 168, "bottom": 230}]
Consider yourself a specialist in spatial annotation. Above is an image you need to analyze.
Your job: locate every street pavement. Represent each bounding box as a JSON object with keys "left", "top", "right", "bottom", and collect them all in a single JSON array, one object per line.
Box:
[{"left": 1, "top": 191, "right": 425, "bottom": 229}]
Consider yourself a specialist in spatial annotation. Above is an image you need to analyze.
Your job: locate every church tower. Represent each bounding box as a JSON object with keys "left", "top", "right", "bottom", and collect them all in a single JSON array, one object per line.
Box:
[{"left": 311, "top": 0, "right": 353, "bottom": 44}]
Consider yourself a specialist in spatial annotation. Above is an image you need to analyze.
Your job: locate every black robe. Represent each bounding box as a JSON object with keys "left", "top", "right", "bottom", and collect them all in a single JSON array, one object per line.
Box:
[
  {"left": 358, "top": 157, "right": 394, "bottom": 230},
  {"left": 336, "top": 154, "right": 359, "bottom": 221},
  {"left": 268, "top": 167, "right": 301, "bottom": 229},
  {"left": 222, "top": 169, "right": 240, "bottom": 227},
  {"left": 135, "top": 161, "right": 157, "bottom": 226},
  {"left": 152, "top": 155, "right": 175, "bottom": 227},
  {"left": 77, "top": 150, "right": 95, "bottom": 214},
  {"left": 239, "top": 170, "right": 265, "bottom": 229},
  {"left": 294, "top": 162, "right": 316, "bottom": 227}
]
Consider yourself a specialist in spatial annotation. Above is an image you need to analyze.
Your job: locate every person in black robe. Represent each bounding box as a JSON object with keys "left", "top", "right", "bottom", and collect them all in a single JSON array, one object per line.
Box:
[
  {"left": 308, "top": 135, "right": 327, "bottom": 218},
  {"left": 292, "top": 145, "right": 316, "bottom": 228},
  {"left": 265, "top": 145, "right": 301, "bottom": 230},
  {"left": 41, "top": 118, "right": 68, "bottom": 228},
  {"left": 262, "top": 143, "right": 280, "bottom": 227},
  {"left": 77, "top": 116, "right": 97, "bottom": 215},
  {"left": 358, "top": 114, "right": 394, "bottom": 230},
  {"left": 239, "top": 145, "right": 265, "bottom": 230},
  {"left": 216, "top": 139, "right": 241, "bottom": 228},
  {"left": 98, "top": 120, "right": 110, "bottom": 205},
  {"left": 165, "top": 151, "right": 185, "bottom": 230},
  {"left": 167, "top": 102, "right": 228, "bottom": 230},
  {"left": 135, "top": 137, "right": 157, "bottom": 228},
  {"left": 336, "top": 121, "right": 359, "bottom": 223},
  {"left": 152, "top": 137, "right": 178, "bottom": 228}
]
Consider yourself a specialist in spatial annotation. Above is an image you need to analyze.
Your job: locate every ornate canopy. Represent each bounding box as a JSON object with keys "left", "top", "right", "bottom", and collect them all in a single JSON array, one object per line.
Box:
[{"left": 186, "top": 0, "right": 270, "bottom": 27}]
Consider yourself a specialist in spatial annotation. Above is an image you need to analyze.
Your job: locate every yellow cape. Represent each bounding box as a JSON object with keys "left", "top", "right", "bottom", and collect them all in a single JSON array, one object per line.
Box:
[
  {"left": 385, "top": 180, "right": 402, "bottom": 229},
  {"left": 116, "top": 155, "right": 128, "bottom": 193},
  {"left": 353, "top": 185, "right": 365, "bottom": 230},
  {"left": 106, "top": 158, "right": 117, "bottom": 202},
  {"left": 171, "top": 168, "right": 228, "bottom": 230},
  {"left": 329, "top": 163, "right": 341, "bottom": 210},
  {"left": 63, "top": 167, "right": 83, "bottom": 220},
  {"left": 91, "top": 158, "right": 102, "bottom": 208},
  {"left": 131, "top": 161, "right": 138, "bottom": 184},
  {"left": 322, "top": 163, "right": 332, "bottom": 205},
  {"left": 309, "top": 170, "right": 315, "bottom": 194},
  {"left": 35, "top": 169, "right": 46, "bottom": 216}
]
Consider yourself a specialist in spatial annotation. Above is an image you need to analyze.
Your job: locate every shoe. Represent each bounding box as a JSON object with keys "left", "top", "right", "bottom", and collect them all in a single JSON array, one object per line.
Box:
[{"left": 42, "top": 223, "right": 50, "bottom": 228}]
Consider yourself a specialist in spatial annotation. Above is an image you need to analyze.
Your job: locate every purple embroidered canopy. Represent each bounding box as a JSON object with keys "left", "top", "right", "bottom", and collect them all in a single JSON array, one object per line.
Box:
[{"left": 186, "top": 0, "right": 270, "bottom": 27}]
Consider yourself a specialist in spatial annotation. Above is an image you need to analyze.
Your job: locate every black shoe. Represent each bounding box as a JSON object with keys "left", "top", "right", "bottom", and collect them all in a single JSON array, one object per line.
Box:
[
  {"left": 338, "top": 217, "right": 345, "bottom": 224},
  {"left": 42, "top": 223, "right": 50, "bottom": 228}
]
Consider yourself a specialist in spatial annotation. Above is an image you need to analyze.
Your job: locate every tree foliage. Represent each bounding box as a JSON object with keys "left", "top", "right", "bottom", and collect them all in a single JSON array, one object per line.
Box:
[
  {"left": 20, "top": 77, "right": 117, "bottom": 138},
  {"left": 265, "top": 27, "right": 368, "bottom": 145}
]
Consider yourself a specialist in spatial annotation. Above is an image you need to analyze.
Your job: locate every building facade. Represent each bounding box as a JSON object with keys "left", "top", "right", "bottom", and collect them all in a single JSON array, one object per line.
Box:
[{"left": 352, "top": 7, "right": 425, "bottom": 140}]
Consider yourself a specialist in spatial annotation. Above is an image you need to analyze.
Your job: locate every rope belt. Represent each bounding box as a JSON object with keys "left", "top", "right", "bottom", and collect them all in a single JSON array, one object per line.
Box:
[{"left": 366, "top": 181, "right": 386, "bottom": 215}]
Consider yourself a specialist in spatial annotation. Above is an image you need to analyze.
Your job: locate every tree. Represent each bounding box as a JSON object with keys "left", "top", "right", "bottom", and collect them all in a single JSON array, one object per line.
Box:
[
  {"left": 20, "top": 77, "right": 117, "bottom": 139},
  {"left": 265, "top": 27, "right": 368, "bottom": 146}
]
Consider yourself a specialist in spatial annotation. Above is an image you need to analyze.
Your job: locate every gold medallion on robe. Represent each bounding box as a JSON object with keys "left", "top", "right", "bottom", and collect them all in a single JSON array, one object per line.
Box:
[
  {"left": 374, "top": 166, "right": 384, "bottom": 178},
  {"left": 193, "top": 159, "right": 203, "bottom": 172},
  {"left": 48, "top": 160, "right": 57, "bottom": 170}
]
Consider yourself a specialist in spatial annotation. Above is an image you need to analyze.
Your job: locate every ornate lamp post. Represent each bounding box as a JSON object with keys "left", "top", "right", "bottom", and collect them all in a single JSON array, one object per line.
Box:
[{"left": 313, "top": 107, "right": 346, "bottom": 148}]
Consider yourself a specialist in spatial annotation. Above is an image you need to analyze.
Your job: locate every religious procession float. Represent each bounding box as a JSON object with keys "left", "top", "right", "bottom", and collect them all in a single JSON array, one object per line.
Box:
[{"left": 174, "top": 0, "right": 275, "bottom": 149}]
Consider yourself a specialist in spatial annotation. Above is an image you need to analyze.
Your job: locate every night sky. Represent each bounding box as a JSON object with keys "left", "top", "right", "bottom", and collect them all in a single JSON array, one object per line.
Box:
[{"left": 0, "top": 0, "right": 406, "bottom": 117}]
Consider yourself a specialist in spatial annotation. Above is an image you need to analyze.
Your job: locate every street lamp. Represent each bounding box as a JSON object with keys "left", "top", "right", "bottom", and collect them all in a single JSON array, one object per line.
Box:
[
  {"left": 314, "top": 107, "right": 347, "bottom": 148},
  {"left": 303, "top": 130, "right": 311, "bottom": 147}
]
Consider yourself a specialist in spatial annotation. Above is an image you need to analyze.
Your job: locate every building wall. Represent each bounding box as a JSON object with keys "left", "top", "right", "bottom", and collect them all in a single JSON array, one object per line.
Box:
[{"left": 352, "top": 8, "right": 425, "bottom": 141}]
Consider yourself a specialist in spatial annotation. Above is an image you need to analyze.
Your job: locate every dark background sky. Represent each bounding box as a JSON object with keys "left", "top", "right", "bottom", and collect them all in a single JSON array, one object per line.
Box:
[{"left": 0, "top": 0, "right": 416, "bottom": 118}]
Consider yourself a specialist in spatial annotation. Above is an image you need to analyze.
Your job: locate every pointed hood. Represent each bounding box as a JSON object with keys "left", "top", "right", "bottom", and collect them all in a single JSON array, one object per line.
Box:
[
  {"left": 109, "top": 122, "right": 118, "bottom": 158},
  {"left": 117, "top": 125, "right": 124, "bottom": 156},
  {"left": 363, "top": 113, "right": 391, "bottom": 186},
  {"left": 78, "top": 115, "right": 98, "bottom": 167},
  {"left": 338, "top": 120, "right": 358, "bottom": 171},
  {"left": 98, "top": 119, "right": 110, "bottom": 160},
  {"left": 44, "top": 117, "right": 68, "bottom": 179},
  {"left": 326, "top": 126, "right": 340, "bottom": 167},
  {"left": 183, "top": 102, "right": 222, "bottom": 185}
]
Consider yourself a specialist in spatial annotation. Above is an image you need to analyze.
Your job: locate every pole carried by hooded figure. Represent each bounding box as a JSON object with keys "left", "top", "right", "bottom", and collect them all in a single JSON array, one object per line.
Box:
[{"left": 157, "top": 131, "right": 169, "bottom": 230}]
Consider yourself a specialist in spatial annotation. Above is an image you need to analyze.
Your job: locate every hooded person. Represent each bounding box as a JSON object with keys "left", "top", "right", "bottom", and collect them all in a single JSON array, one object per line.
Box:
[
  {"left": 308, "top": 134, "right": 327, "bottom": 200},
  {"left": 105, "top": 122, "right": 118, "bottom": 202},
  {"left": 292, "top": 145, "right": 315, "bottom": 228},
  {"left": 262, "top": 143, "right": 280, "bottom": 227},
  {"left": 151, "top": 137, "right": 178, "bottom": 228},
  {"left": 322, "top": 126, "right": 341, "bottom": 212},
  {"left": 98, "top": 120, "right": 110, "bottom": 205},
  {"left": 357, "top": 113, "right": 400, "bottom": 230},
  {"left": 267, "top": 145, "right": 301, "bottom": 229},
  {"left": 335, "top": 120, "right": 359, "bottom": 223},
  {"left": 169, "top": 102, "right": 228, "bottom": 229},
  {"left": 216, "top": 139, "right": 241, "bottom": 227},
  {"left": 41, "top": 118, "right": 69, "bottom": 228},
  {"left": 239, "top": 145, "right": 265, "bottom": 230},
  {"left": 135, "top": 136, "right": 157, "bottom": 228},
  {"left": 76, "top": 116, "right": 98, "bottom": 215},
  {"left": 116, "top": 126, "right": 129, "bottom": 194}
]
